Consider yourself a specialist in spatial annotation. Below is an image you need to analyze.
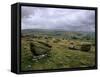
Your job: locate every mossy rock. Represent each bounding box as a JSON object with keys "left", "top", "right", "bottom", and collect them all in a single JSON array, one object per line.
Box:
[
  {"left": 53, "top": 39, "right": 61, "bottom": 43},
  {"left": 30, "top": 41, "right": 51, "bottom": 56},
  {"left": 80, "top": 42, "right": 91, "bottom": 52},
  {"left": 68, "top": 45, "right": 79, "bottom": 50},
  {"left": 68, "top": 42, "right": 76, "bottom": 50}
]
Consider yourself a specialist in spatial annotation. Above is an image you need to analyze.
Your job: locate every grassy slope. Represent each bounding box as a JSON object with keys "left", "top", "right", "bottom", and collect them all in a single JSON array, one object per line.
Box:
[{"left": 21, "top": 38, "right": 95, "bottom": 71}]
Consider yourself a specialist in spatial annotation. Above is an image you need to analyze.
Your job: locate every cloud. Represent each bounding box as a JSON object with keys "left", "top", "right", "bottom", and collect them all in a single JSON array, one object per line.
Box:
[{"left": 21, "top": 6, "right": 95, "bottom": 32}]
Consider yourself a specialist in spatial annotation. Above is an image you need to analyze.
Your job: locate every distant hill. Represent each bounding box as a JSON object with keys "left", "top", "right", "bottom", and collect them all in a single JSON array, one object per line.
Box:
[
  {"left": 22, "top": 29, "right": 95, "bottom": 34},
  {"left": 21, "top": 29, "right": 95, "bottom": 40}
]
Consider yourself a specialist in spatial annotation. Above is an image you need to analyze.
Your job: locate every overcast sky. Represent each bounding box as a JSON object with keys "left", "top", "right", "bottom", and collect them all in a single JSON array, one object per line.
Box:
[{"left": 21, "top": 6, "right": 95, "bottom": 32}]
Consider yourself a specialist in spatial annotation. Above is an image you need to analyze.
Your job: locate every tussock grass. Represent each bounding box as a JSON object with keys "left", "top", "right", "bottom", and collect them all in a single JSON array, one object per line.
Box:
[{"left": 21, "top": 37, "right": 95, "bottom": 71}]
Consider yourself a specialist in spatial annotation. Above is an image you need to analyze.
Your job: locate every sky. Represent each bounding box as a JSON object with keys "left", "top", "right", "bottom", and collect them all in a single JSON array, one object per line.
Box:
[{"left": 21, "top": 6, "right": 95, "bottom": 32}]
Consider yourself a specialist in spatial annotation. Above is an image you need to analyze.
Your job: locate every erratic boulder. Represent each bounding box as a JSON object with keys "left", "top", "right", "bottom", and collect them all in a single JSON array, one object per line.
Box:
[
  {"left": 30, "top": 41, "right": 52, "bottom": 59},
  {"left": 80, "top": 42, "right": 91, "bottom": 52}
]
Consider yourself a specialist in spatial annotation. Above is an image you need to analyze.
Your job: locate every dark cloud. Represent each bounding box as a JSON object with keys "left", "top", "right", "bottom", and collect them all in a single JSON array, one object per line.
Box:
[{"left": 21, "top": 6, "right": 95, "bottom": 32}]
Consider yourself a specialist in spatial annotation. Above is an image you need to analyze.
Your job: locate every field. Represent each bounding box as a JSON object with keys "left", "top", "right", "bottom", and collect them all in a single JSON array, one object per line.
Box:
[{"left": 21, "top": 29, "right": 95, "bottom": 71}]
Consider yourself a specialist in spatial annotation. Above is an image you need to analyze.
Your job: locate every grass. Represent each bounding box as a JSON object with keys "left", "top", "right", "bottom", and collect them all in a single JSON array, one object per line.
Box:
[{"left": 21, "top": 37, "right": 95, "bottom": 71}]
